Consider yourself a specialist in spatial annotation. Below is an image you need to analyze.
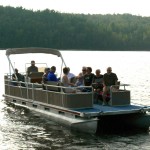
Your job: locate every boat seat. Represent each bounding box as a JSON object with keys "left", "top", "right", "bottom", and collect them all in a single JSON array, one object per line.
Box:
[
  {"left": 28, "top": 72, "right": 44, "bottom": 83},
  {"left": 109, "top": 90, "right": 130, "bottom": 106},
  {"left": 44, "top": 81, "right": 62, "bottom": 92}
]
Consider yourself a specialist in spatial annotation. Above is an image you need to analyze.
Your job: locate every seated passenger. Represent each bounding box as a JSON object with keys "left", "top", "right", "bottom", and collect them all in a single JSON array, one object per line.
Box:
[
  {"left": 75, "top": 66, "right": 87, "bottom": 86},
  {"left": 67, "top": 67, "right": 76, "bottom": 83},
  {"left": 103, "top": 67, "right": 118, "bottom": 105},
  {"left": 62, "top": 67, "right": 76, "bottom": 93},
  {"left": 92, "top": 69, "right": 103, "bottom": 92},
  {"left": 26, "top": 60, "right": 38, "bottom": 77},
  {"left": 92, "top": 69, "right": 103, "bottom": 103},
  {"left": 82, "top": 67, "right": 94, "bottom": 92},
  {"left": 42, "top": 67, "right": 50, "bottom": 84},
  {"left": 12, "top": 68, "right": 25, "bottom": 86},
  {"left": 84, "top": 67, "right": 94, "bottom": 86},
  {"left": 47, "top": 66, "right": 59, "bottom": 82}
]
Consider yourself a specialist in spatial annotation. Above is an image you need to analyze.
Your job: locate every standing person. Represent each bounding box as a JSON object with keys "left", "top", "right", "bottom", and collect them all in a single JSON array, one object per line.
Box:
[
  {"left": 26, "top": 60, "right": 38, "bottom": 76},
  {"left": 75, "top": 66, "right": 87, "bottom": 86},
  {"left": 47, "top": 66, "right": 58, "bottom": 82},
  {"left": 103, "top": 67, "right": 118, "bottom": 105}
]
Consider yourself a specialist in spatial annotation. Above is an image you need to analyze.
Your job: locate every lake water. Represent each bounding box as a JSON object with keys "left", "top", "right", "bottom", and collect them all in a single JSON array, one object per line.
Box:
[{"left": 0, "top": 50, "right": 150, "bottom": 149}]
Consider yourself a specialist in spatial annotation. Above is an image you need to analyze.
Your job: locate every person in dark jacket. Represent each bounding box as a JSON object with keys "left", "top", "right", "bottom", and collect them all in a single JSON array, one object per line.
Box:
[
  {"left": 12, "top": 68, "right": 25, "bottom": 86},
  {"left": 26, "top": 60, "right": 38, "bottom": 76},
  {"left": 103, "top": 67, "right": 118, "bottom": 105}
]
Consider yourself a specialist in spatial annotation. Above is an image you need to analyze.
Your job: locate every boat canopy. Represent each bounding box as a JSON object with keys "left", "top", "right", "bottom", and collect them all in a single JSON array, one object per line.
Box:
[{"left": 6, "top": 47, "right": 62, "bottom": 57}]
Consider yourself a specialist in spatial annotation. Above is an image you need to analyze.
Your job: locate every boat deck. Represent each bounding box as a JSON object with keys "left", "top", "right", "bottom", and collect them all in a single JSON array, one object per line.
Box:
[{"left": 72, "top": 104, "right": 150, "bottom": 117}]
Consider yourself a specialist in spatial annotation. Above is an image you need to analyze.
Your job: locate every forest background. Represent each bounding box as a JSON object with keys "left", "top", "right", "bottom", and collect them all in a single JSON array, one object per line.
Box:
[{"left": 0, "top": 6, "right": 150, "bottom": 50}]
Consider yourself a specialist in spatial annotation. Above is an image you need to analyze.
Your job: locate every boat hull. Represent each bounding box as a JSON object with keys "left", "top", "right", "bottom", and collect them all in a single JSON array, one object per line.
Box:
[
  {"left": 97, "top": 113, "right": 150, "bottom": 134},
  {"left": 4, "top": 94, "right": 150, "bottom": 134},
  {"left": 4, "top": 95, "right": 98, "bottom": 134}
]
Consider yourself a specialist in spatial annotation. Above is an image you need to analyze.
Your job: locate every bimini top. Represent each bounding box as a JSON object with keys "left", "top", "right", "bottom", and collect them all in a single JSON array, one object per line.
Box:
[{"left": 6, "top": 47, "right": 62, "bottom": 57}]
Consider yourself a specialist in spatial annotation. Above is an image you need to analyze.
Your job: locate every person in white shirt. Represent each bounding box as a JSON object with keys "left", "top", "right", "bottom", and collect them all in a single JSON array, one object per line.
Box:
[{"left": 67, "top": 67, "right": 76, "bottom": 83}]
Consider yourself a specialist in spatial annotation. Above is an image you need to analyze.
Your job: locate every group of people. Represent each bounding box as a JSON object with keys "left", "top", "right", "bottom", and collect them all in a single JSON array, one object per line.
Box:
[
  {"left": 12, "top": 60, "right": 118, "bottom": 105},
  {"left": 60, "top": 66, "right": 118, "bottom": 105},
  {"left": 12, "top": 60, "right": 38, "bottom": 86}
]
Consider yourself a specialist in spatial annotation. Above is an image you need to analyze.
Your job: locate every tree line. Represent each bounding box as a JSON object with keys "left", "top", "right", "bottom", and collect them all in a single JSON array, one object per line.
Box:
[{"left": 0, "top": 6, "right": 150, "bottom": 50}]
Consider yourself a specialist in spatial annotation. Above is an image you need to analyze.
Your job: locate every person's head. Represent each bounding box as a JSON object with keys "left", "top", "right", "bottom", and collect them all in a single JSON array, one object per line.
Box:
[
  {"left": 67, "top": 67, "right": 70, "bottom": 72},
  {"left": 82, "top": 66, "right": 87, "bottom": 74},
  {"left": 14, "top": 68, "right": 18, "bottom": 73},
  {"left": 44, "top": 67, "right": 50, "bottom": 73},
  {"left": 63, "top": 67, "right": 69, "bottom": 75},
  {"left": 31, "top": 60, "right": 35, "bottom": 66},
  {"left": 50, "top": 66, "right": 56, "bottom": 73},
  {"left": 107, "top": 67, "right": 112, "bottom": 74},
  {"left": 86, "top": 67, "right": 92, "bottom": 74},
  {"left": 95, "top": 69, "right": 101, "bottom": 76}
]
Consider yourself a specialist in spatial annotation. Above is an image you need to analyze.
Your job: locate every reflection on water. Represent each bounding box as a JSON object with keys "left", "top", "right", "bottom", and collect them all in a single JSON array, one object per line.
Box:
[{"left": 0, "top": 100, "right": 150, "bottom": 150}]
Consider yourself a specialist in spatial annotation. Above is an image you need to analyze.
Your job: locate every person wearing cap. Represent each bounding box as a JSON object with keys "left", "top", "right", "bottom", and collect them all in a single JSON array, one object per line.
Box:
[{"left": 26, "top": 60, "right": 38, "bottom": 76}]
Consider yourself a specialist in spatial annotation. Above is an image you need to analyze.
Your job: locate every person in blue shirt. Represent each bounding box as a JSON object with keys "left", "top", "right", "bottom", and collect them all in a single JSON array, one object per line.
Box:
[{"left": 47, "top": 66, "right": 58, "bottom": 81}]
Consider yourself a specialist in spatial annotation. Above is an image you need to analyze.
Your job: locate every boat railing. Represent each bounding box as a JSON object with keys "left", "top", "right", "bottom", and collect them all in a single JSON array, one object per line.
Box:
[
  {"left": 4, "top": 74, "right": 132, "bottom": 107},
  {"left": 4, "top": 77, "right": 93, "bottom": 109},
  {"left": 4, "top": 76, "right": 93, "bottom": 93},
  {"left": 44, "top": 83, "right": 93, "bottom": 93},
  {"left": 111, "top": 84, "right": 130, "bottom": 91}
]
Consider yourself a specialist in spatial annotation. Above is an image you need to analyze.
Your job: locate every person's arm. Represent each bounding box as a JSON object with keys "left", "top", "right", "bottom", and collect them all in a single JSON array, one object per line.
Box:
[
  {"left": 12, "top": 74, "right": 16, "bottom": 80},
  {"left": 54, "top": 74, "right": 58, "bottom": 81},
  {"left": 83, "top": 75, "right": 86, "bottom": 86},
  {"left": 115, "top": 74, "right": 118, "bottom": 85},
  {"left": 76, "top": 72, "right": 82, "bottom": 79},
  {"left": 49, "top": 73, "right": 58, "bottom": 81},
  {"left": 103, "top": 74, "right": 106, "bottom": 86},
  {"left": 36, "top": 66, "right": 38, "bottom": 72},
  {"left": 26, "top": 67, "right": 30, "bottom": 77},
  {"left": 100, "top": 75, "right": 104, "bottom": 84},
  {"left": 92, "top": 74, "right": 95, "bottom": 84},
  {"left": 47, "top": 73, "right": 50, "bottom": 81},
  {"left": 69, "top": 82, "right": 75, "bottom": 86},
  {"left": 64, "top": 75, "right": 74, "bottom": 86}
]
